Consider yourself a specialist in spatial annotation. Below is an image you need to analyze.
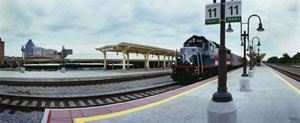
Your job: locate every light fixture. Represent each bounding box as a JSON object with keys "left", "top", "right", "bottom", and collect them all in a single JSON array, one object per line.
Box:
[
  {"left": 226, "top": 23, "right": 234, "bottom": 33},
  {"left": 257, "top": 23, "right": 265, "bottom": 32}
]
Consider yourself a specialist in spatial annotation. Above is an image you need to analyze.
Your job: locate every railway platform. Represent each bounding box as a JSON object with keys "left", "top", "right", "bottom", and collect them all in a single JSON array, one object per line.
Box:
[
  {"left": 42, "top": 64, "right": 300, "bottom": 123},
  {"left": 0, "top": 68, "right": 171, "bottom": 82}
]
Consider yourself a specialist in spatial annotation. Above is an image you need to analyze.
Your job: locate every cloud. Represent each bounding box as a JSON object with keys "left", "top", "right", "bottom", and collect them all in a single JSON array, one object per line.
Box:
[{"left": 0, "top": 0, "right": 299, "bottom": 61}]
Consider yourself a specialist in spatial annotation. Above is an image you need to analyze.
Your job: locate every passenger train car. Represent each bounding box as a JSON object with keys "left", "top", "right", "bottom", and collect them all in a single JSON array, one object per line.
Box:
[
  {"left": 24, "top": 63, "right": 104, "bottom": 71},
  {"left": 24, "top": 63, "right": 134, "bottom": 71},
  {"left": 171, "top": 35, "right": 243, "bottom": 84}
]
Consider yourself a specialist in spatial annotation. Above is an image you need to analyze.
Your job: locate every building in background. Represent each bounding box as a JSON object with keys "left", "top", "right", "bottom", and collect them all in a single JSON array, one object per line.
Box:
[
  {"left": 24, "top": 39, "right": 72, "bottom": 59},
  {"left": 62, "top": 49, "right": 73, "bottom": 58},
  {"left": 0, "top": 38, "right": 4, "bottom": 64},
  {"left": 24, "top": 39, "right": 35, "bottom": 58}
]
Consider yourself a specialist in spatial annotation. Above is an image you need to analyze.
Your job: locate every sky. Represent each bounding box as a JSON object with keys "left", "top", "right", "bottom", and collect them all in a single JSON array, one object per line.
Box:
[{"left": 0, "top": 0, "right": 299, "bottom": 60}]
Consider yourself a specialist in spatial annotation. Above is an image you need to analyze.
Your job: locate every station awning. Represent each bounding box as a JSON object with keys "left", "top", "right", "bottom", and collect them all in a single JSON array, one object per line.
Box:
[
  {"left": 95, "top": 42, "right": 177, "bottom": 72},
  {"left": 95, "top": 42, "right": 178, "bottom": 56}
]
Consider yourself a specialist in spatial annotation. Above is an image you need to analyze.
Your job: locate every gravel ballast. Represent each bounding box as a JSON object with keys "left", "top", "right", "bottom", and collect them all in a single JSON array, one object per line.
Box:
[{"left": 0, "top": 76, "right": 174, "bottom": 123}]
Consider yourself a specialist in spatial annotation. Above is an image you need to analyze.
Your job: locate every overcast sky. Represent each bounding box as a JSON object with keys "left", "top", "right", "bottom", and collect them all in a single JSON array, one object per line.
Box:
[{"left": 0, "top": 0, "right": 299, "bottom": 60}]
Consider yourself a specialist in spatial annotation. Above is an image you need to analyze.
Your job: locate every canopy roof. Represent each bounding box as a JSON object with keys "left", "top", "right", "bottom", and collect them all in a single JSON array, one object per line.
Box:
[{"left": 96, "top": 42, "right": 178, "bottom": 56}]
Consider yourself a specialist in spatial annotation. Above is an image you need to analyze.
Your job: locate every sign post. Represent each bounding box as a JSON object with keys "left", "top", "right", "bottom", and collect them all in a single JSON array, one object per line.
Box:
[{"left": 206, "top": 0, "right": 239, "bottom": 123}]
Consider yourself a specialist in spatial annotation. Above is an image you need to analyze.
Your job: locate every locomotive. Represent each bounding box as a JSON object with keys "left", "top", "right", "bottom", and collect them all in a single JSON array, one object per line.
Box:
[{"left": 171, "top": 35, "right": 243, "bottom": 84}]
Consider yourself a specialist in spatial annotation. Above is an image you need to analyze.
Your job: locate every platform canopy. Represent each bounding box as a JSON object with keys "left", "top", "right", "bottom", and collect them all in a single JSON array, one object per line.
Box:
[
  {"left": 96, "top": 42, "right": 178, "bottom": 72},
  {"left": 95, "top": 42, "right": 177, "bottom": 56},
  {"left": 247, "top": 53, "right": 266, "bottom": 66}
]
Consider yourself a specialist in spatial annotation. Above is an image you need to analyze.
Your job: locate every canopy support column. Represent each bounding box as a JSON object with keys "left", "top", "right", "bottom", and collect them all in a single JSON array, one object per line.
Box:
[
  {"left": 121, "top": 46, "right": 130, "bottom": 72},
  {"left": 126, "top": 53, "right": 130, "bottom": 69},
  {"left": 103, "top": 51, "right": 107, "bottom": 71},
  {"left": 145, "top": 52, "right": 150, "bottom": 71},
  {"left": 168, "top": 56, "right": 170, "bottom": 68},
  {"left": 163, "top": 55, "right": 166, "bottom": 69},
  {"left": 157, "top": 55, "right": 160, "bottom": 68}
]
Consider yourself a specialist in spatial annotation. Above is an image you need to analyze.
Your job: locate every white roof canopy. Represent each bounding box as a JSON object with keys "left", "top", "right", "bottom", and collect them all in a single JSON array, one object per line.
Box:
[{"left": 96, "top": 42, "right": 178, "bottom": 56}]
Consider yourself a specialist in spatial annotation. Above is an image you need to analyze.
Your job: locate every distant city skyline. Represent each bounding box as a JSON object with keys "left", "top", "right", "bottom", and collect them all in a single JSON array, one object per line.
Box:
[
  {"left": 23, "top": 39, "right": 72, "bottom": 59},
  {"left": 0, "top": 0, "right": 299, "bottom": 60}
]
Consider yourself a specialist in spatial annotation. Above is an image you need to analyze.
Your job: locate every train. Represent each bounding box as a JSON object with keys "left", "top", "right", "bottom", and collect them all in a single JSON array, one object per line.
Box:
[
  {"left": 24, "top": 63, "right": 133, "bottom": 71},
  {"left": 171, "top": 35, "right": 243, "bottom": 84}
]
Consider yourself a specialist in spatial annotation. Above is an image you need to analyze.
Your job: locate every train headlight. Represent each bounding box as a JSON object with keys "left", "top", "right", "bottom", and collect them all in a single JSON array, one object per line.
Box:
[
  {"left": 190, "top": 62, "right": 193, "bottom": 65},
  {"left": 190, "top": 56, "right": 194, "bottom": 62}
]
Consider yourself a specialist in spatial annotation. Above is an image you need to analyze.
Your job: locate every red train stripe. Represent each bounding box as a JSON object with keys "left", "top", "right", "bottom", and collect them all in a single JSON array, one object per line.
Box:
[
  {"left": 171, "top": 65, "right": 218, "bottom": 68},
  {"left": 215, "top": 57, "right": 231, "bottom": 61}
]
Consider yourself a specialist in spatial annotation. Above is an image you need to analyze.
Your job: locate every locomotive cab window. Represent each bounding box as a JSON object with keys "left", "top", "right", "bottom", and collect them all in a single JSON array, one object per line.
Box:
[
  {"left": 211, "top": 45, "right": 214, "bottom": 52},
  {"left": 204, "top": 43, "right": 208, "bottom": 50},
  {"left": 197, "top": 40, "right": 203, "bottom": 48}
]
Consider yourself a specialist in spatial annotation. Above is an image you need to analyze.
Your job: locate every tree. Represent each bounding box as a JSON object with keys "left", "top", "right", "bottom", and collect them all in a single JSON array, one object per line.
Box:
[
  {"left": 267, "top": 56, "right": 279, "bottom": 63},
  {"left": 279, "top": 53, "right": 291, "bottom": 63},
  {"left": 292, "top": 52, "right": 300, "bottom": 63}
]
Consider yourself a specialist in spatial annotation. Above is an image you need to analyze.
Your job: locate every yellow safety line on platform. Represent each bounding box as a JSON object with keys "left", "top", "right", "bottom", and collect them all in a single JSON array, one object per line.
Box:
[
  {"left": 75, "top": 69, "right": 239, "bottom": 123},
  {"left": 270, "top": 68, "right": 300, "bottom": 94}
]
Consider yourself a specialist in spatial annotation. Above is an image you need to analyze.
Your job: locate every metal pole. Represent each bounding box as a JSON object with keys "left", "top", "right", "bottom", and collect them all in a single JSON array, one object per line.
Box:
[
  {"left": 249, "top": 42, "right": 253, "bottom": 70},
  {"left": 241, "top": 31, "right": 248, "bottom": 76},
  {"left": 21, "top": 46, "right": 24, "bottom": 68},
  {"left": 62, "top": 46, "right": 65, "bottom": 68},
  {"left": 212, "top": 0, "right": 232, "bottom": 102},
  {"left": 22, "top": 52, "right": 24, "bottom": 67}
]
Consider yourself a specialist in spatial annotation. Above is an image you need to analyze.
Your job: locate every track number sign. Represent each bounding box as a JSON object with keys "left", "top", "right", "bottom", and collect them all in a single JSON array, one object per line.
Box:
[
  {"left": 205, "top": 1, "right": 242, "bottom": 25},
  {"left": 205, "top": 3, "right": 220, "bottom": 25},
  {"left": 225, "top": 1, "right": 241, "bottom": 23}
]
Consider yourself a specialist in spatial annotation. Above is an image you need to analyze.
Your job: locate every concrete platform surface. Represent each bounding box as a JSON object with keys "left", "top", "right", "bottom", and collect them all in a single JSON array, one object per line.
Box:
[
  {"left": 42, "top": 64, "right": 300, "bottom": 123},
  {"left": 0, "top": 68, "right": 171, "bottom": 82}
]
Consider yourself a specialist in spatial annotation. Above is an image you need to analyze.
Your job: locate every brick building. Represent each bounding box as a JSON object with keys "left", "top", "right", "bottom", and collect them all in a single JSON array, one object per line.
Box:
[{"left": 0, "top": 38, "right": 4, "bottom": 64}]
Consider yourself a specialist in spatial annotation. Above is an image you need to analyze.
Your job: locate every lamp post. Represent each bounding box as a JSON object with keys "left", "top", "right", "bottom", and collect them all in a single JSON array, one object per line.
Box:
[
  {"left": 20, "top": 45, "right": 25, "bottom": 73},
  {"left": 253, "top": 44, "right": 260, "bottom": 67},
  {"left": 249, "top": 37, "right": 261, "bottom": 69},
  {"left": 208, "top": 1, "right": 237, "bottom": 123},
  {"left": 226, "top": 14, "right": 264, "bottom": 89},
  {"left": 21, "top": 45, "right": 24, "bottom": 68},
  {"left": 227, "top": 14, "right": 264, "bottom": 76},
  {"left": 211, "top": 0, "right": 232, "bottom": 103},
  {"left": 61, "top": 45, "right": 65, "bottom": 73}
]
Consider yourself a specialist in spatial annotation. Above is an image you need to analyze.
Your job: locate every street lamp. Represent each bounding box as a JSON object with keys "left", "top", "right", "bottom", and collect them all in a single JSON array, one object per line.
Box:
[
  {"left": 208, "top": 1, "right": 237, "bottom": 123},
  {"left": 253, "top": 44, "right": 260, "bottom": 67},
  {"left": 226, "top": 23, "right": 234, "bottom": 33},
  {"left": 61, "top": 45, "right": 66, "bottom": 73},
  {"left": 225, "top": 14, "right": 264, "bottom": 75},
  {"left": 211, "top": 0, "right": 233, "bottom": 103},
  {"left": 248, "top": 36, "right": 261, "bottom": 70},
  {"left": 21, "top": 45, "right": 24, "bottom": 68},
  {"left": 20, "top": 45, "right": 25, "bottom": 73},
  {"left": 241, "top": 14, "right": 264, "bottom": 76},
  {"left": 62, "top": 45, "right": 65, "bottom": 68}
]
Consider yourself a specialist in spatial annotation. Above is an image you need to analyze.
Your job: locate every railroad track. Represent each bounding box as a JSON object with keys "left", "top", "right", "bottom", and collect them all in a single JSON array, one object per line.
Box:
[
  {"left": 266, "top": 64, "right": 300, "bottom": 82},
  {"left": 0, "top": 83, "right": 183, "bottom": 114},
  {"left": 0, "top": 72, "right": 171, "bottom": 87}
]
